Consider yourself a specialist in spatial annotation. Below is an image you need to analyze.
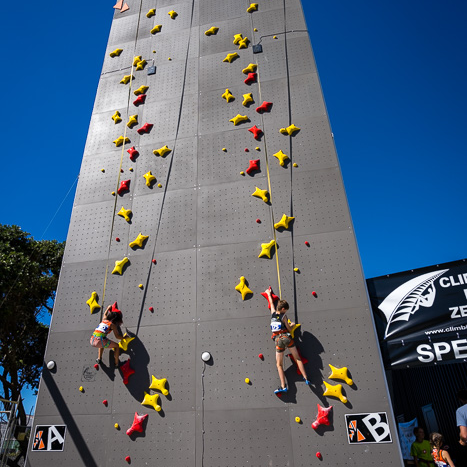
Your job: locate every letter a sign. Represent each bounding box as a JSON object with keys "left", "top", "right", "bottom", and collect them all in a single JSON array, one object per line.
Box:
[
  {"left": 345, "top": 413, "right": 392, "bottom": 444},
  {"left": 32, "top": 425, "right": 67, "bottom": 451}
]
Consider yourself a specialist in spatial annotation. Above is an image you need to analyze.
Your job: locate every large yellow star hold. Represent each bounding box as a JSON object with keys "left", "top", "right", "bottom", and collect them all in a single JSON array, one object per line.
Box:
[
  {"left": 238, "top": 37, "right": 249, "bottom": 49},
  {"left": 233, "top": 33, "right": 243, "bottom": 45},
  {"left": 133, "top": 55, "right": 142, "bottom": 66},
  {"left": 223, "top": 52, "right": 239, "bottom": 63},
  {"left": 242, "top": 93, "right": 253, "bottom": 106},
  {"left": 247, "top": 3, "right": 258, "bottom": 13},
  {"left": 149, "top": 375, "right": 169, "bottom": 395},
  {"left": 141, "top": 392, "right": 161, "bottom": 411},
  {"left": 150, "top": 24, "right": 162, "bottom": 34},
  {"left": 323, "top": 381, "right": 348, "bottom": 403},
  {"left": 117, "top": 206, "right": 132, "bottom": 222},
  {"left": 258, "top": 239, "right": 276, "bottom": 259},
  {"left": 112, "top": 111, "right": 122, "bottom": 124},
  {"left": 328, "top": 364, "right": 354, "bottom": 386},
  {"left": 129, "top": 233, "right": 149, "bottom": 249},
  {"left": 242, "top": 63, "right": 257, "bottom": 74},
  {"left": 235, "top": 276, "right": 253, "bottom": 300},
  {"left": 229, "top": 114, "right": 250, "bottom": 126},
  {"left": 127, "top": 114, "right": 138, "bottom": 128},
  {"left": 143, "top": 171, "right": 156, "bottom": 187},
  {"left": 136, "top": 59, "right": 147, "bottom": 70},
  {"left": 112, "top": 256, "right": 129, "bottom": 275},
  {"left": 146, "top": 8, "right": 155, "bottom": 18},
  {"left": 120, "top": 74, "right": 135, "bottom": 84},
  {"left": 288, "top": 321, "right": 301, "bottom": 339},
  {"left": 168, "top": 10, "right": 177, "bottom": 19},
  {"left": 153, "top": 145, "right": 172, "bottom": 157},
  {"left": 274, "top": 214, "right": 295, "bottom": 230},
  {"left": 204, "top": 26, "right": 219, "bottom": 36},
  {"left": 109, "top": 48, "right": 123, "bottom": 57},
  {"left": 279, "top": 124, "right": 301, "bottom": 136},
  {"left": 273, "top": 150, "right": 289, "bottom": 166},
  {"left": 113, "top": 136, "right": 130, "bottom": 147},
  {"left": 251, "top": 186, "right": 269, "bottom": 203},
  {"left": 134, "top": 85, "right": 149, "bottom": 95},
  {"left": 86, "top": 291, "right": 101, "bottom": 314},
  {"left": 222, "top": 89, "right": 235, "bottom": 102},
  {"left": 119, "top": 333, "right": 135, "bottom": 351}
]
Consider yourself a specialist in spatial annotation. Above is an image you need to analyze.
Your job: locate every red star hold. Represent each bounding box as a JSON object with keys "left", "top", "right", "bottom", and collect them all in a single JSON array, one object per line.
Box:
[
  {"left": 127, "top": 146, "right": 139, "bottom": 161},
  {"left": 111, "top": 301, "right": 121, "bottom": 313},
  {"left": 256, "top": 101, "right": 273, "bottom": 113},
  {"left": 261, "top": 289, "right": 279, "bottom": 309},
  {"left": 246, "top": 159, "right": 260, "bottom": 175},
  {"left": 311, "top": 404, "right": 333, "bottom": 430},
  {"left": 126, "top": 412, "right": 148, "bottom": 436},
  {"left": 287, "top": 347, "right": 308, "bottom": 375},
  {"left": 120, "top": 359, "right": 135, "bottom": 385},
  {"left": 133, "top": 94, "right": 146, "bottom": 106},
  {"left": 244, "top": 72, "right": 257, "bottom": 85},
  {"left": 248, "top": 125, "right": 263, "bottom": 141},
  {"left": 137, "top": 123, "right": 153, "bottom": 135},
  {"left": 118, "top": 179, "right": 131, "bottom": 195}
]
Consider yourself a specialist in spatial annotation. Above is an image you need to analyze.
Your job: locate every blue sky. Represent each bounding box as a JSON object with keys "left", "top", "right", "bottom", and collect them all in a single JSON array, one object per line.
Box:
[{"left": 2, "top": 0, "right": 467, "bottom": 411}]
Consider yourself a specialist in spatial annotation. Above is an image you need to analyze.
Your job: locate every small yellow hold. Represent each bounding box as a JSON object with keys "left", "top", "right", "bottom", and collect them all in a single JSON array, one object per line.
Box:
[
  {"left": 168, "top": 57, "right": 172, "bottom": 61},
  {"left": 143, "top": 171, "right": 156, "bottom": 187},
  {"left": 136, "top": 59, "right": 147, "bottom": 70},
  {"left": 323, "top": 381, "right": 348, "bottom": 403},
  {"left": 127, "top": 114, "right": 138, "bottom": 128},
  {"left": 229, "top": 114, "right": 249, "bottom": 126},
  {"left": 235, "top": 276, "right": 253, "bottom": 300},
  {"left": 251, "top": 186, "right": 269, "bottom": 203},
  {"left": 242, "top": 93, "right": 254, "bottom": 106},
  {"left": 168, "top": 10, "right": 177, "bottom": 19},
  {"left": 223, "top": 52, "right": 239, "bottom": 63},
  {"left": 245, "top": 378, "right": 250, "bottom": 384},
  {"left": 117, "top": 206, "right": 132, "bottom": 223},
  {"left": 149, "top": 375, "right": 169, "bottom": 395},
  {"left": 153, "top": 145, "right": 172, "bottom": 157},
  {"left": 86, "top": 291, "right": 101, "bottom": 314},
  {"left": 273, "top": 150, "right": 289, "bottom": 167},
  {"left": 255, "top": 147, "right": 260, "bottom": 151},
  {"left": 109, "top": 48, "right": 123, "bottom": 57},
  {"left": 153, "top": 50, "right": 156, "bottom": 53},
  {"left": 139, "top": 284, "right": 144, "bottom": 289},
  {"left": 119, "top": 333, "right": 135, "bottom": 351},
  {"left": 222, "top": 89, "right": 235, "bottom": 103},
  {"left": 293, "top": 163, "right": 298, "bottom": 167},
  {"left": 279, "top": 124, "right": 301, "bottom": 136},
  {"left": 258, "top": 239, "right": 276, "bottom": 259},
  {"left": 141, "top": 392, "right": 161, "bottom": 411},
  {"left": 113, "top": 136, "right": 130, "bottom": 147},
  {"left": 114, "top": 423, "right": 120, "bottom": 429},
  {"left": 112, "top": 110, "right": 122, "bottom": 124},
  {"left": 222, "top": 148, "right": 227, "bottom": 152},
  {"left": 146, "top": 8, "right": 155, "bottom": 18},
  {"left": 233, "top": 33, "right": 243, "bottom": 45},
  {"left": 294, "top": 267, "right": 299, "bottom": 272},
  {"left": 242, "top": 63, "right": 257, "bottom": 74},
  {"left": 133, "top": 55, "right": 142, "bottom": 66},
  {"left": 254, "top": 28, "right": 258, "bottom": 32},
  {"left": 151, "top": 24, "right": 162, "bottom": 34},
  {"left": 247, "top": 3, "right": 258, "bottom": 13},
  {"left": 111, "top": 191, "right": 116, "bottom": 196},
  {"left": 134, "top": 85, "right": 149, "bottom": 95},
  {"left": 112, "top": 257, "right": 129, "bottom": 275},
  {"left": 129, "top": 167, "right": 133, "bottom": 172},
  {"left": 157, "top": 183, "right": 162, "bottom": 188},
  {"left": 101, "top": 168, "right": 105, "bottom": 172},
  {"left": 240, "top": 171, "right": 245, "bottom": 176},
  {"left": 295, "top": 416, "right": 301, "bottom": 423},
  {"left": 79, "top": 386, "right": 84, "bottom": 392},
  {"left": 120, "top": 74, "right": 134, "bottom": 84},
  {"left": 273, "top": 35, "right": 278, "bottom": 39},
  {"left": 204, "top": 26, "right": 219, "bottom": 36},
  {"left": 274, "top": 213, "right": 295, "bottom": 230},
  {"left": 328, "top": 364, "right": 354, "bottom": 386},
  {"left": 129, "top": 233, "right": 149, "bottom": 249},
  {"left": 238, "top": 37, "right": 249, "bottom": 49}
]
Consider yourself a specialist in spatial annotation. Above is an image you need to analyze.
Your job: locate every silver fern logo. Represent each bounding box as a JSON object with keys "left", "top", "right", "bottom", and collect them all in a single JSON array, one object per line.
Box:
[{"left": 379, "top": 270, "right": 449, "bottom": 339}]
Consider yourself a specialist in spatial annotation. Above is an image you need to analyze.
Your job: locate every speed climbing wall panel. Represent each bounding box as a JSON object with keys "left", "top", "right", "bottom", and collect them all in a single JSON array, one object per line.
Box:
[{"left": 29, "top": 0, "right": 403, "bottom": 466}]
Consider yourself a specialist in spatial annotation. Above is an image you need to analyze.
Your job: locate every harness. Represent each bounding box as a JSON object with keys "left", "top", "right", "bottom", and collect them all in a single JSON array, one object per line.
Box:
[
  {"left": 92, "top": 319, "right": 112, "bottom": 347},
  {"left": 270, "top": 312, "right": 290, "bottom": 339}
]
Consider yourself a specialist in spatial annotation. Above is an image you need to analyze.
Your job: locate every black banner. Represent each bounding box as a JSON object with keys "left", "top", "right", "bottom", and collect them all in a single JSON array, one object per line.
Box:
[{"left": 366, "top": 259, "right": 467, "bottom": 369}]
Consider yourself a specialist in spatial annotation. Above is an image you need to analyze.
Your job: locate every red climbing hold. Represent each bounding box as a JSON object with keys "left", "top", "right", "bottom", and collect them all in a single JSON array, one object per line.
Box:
[
  {"left": 137, "top": 123, "right": 153, "bottom": 135},
  {"left": 312, "top": 291, "right": 318, "bottom": 297},
  {"left": 287, "top": 347, "right": 308, "bottom": 375},
  {"left": 133, "top": 94, "right": 146, "bottom": 106},
  {"left": 305, "top": 241, "right": 310, "bottom": 247},
  {"left": 248, "top": 125, "right": 263, "bottom": 141},
  {"left": 116, "top": 237, "right": 120, "bottom": 242},
  {"left": 256, "top": 218, "right": 261, "bottom": 223},
  {"left": 316, "top": 452, "right": 322, "bottom": 460},
  {"left": 120, "top": 169, "right": 124, "bottom": 173},
  {"left": 120, "top": 359, "right": 135, "bottom": 385},
  {"left": 149, "top": 307, "right": 154, "bottom": 312},
  {"left": 126, "top": 412, "right": 148, "bottom": 436},
  {"left": 127, "top": 146, "right": 139, "bottom": 161},
  {"left": 256, "top": 101, "right": 273, "bottom": 113},
  {"left": 118, "top": 179, "right": 131, "bottom": 195},
  {"left": 152, "top": 259, "right": 157, "bottom": 264},
  {"left": 125, "top": 456, "right": 131, "bottom": 463},
  {"left": 246, "top": 159, "right": 260, "bottom": 175},
  {"left": 261, "top": 289, "right": 279, "bottom": 309},
  {"left": 103, "top": 400, "right": 108, "bottom": 406},
  {"left": 258, "top": 353, "right": 264, "bottom": 360},
  {"left": 111, "top": 302, "right": 121, "bottom": 314},
  {"left": 312, "top": 404, "right": 333, "bottom": 430},
  {"left": 94, "top": 363, "right": 99, "bottom": 370},
  {"left": 244, "top": 72, "right": 257, "bottom": 85},
  {"left": 244, "top": 148, "right": 249, "bottom": 152}
]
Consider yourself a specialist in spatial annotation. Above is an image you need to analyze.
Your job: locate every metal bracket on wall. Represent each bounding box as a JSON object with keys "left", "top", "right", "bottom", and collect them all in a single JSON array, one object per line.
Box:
[
  {"left": 252, "top": 44, "right": 263, "bottom": 54},
  {"left": 148, "top": 65, "right": 157, "bottom": 75}
]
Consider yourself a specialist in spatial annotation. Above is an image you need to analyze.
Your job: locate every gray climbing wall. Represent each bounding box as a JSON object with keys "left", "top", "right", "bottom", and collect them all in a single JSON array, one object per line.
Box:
[{"left": 28, "top": 0, "right": 403, "bottom": 466}]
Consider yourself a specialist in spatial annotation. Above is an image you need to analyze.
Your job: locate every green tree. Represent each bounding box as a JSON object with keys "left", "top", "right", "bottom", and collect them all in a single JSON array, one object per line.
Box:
[{"left": 0, "top": 224, "right": 64, "bottom": 466}]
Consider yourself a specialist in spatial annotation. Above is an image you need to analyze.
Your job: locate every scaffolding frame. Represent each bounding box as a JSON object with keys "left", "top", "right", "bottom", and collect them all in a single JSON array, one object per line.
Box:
[{"left": 0, "top": 397, "right": 20, "bottom": 467}]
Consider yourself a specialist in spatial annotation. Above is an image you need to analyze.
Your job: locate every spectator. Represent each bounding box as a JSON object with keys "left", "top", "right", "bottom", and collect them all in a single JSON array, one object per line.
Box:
[
  {"left": 456, "top": 389, "right": 467, "bottom": 446},
  {"left": 410, "top": 427, "right": 435, "bottom": 466}
]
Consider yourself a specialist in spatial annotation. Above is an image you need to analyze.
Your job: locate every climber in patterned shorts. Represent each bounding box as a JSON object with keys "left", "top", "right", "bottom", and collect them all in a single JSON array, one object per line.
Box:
[{"left": 264, "top": 287, "right": 311, "bottom": 394}]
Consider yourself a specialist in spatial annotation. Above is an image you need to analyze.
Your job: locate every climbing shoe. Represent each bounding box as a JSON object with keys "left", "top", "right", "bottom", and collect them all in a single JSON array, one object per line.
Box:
[
  {"left": 304, "top": 378, "right": 311, "bottom": 385},
  {"left": 274, "top": 386, "right": 288, "bottom": 394}
]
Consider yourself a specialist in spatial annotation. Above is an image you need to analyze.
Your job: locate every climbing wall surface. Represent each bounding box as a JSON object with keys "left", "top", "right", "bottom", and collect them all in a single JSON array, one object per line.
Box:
[{"left": 29, "top": 0, "right": 403, "bottom": 466}]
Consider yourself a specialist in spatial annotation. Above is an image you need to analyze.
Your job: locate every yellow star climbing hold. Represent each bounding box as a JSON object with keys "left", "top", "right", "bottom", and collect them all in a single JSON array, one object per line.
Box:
[
  {"left": 323, "top": 381, "right": 347, "bottom": 403},
  {"left": 247, "top": 3, "right": 258, "bottom": 13},
  {"left": 112, "top": 257, "right": 129, "bottom": 275},
  {"left": 233, "top": 33, "right": 243, "bottom": 45},
  {"left": 238, "top": 37, "right": 249, "bottom": 49},
  {"left": 274, "top": 214, "right": 295, "bottom": 230},
  {"left": 242, "top": 63, "right": 257, "bottom": 74},
  {"left": 112, "top": 111, "right": 122, "bottom": 124},
  {"left": 127, "top": 114, "right": 138, "bottom": 128},
  {"left": 136, "top": 59, "right": 147, "bottom": 71},
  {"left": 141, "top": 392, "right": 161, "bottom": 411},
  {"left": 251, "top": 186, "right": 269, "bottom": 203},
  {"left": 328, "top": 364, "right": 354, "bottom": 386},
  {"left": 288, "top": 321, "right": 301, "bottom": 339},
  {"left": 113, "top": 136, "right": 130, "bottom": 147},
  {"left": 149, "top": 375, "right": 169, "bottom": 395},
  {"left": 242, "top": 93, "right": 254, "bottom": 106},
  {"left": 150, "top": 24, "right": 162, "bottom": 35},
  {"left": 119, "top": 333, "right": 135, "bottom": 351},
  {"left": 204, "top": 26, "right": 219, "bottom": 36},
  {"left": 120, "top": 74, "right": 135, "bottom": 84},
  {"left": 258, "top": 240, "right": 277, "bottom": 259},
  {"left": 168, "top": 10, "right": 177, "bottom": 19},
  {"left": 146, "top": 8, "right": 155, "bottom": 18},
  {"left": 117, "top": 206, "right": 132, "bottom": 222},
  {"left": 153, "top": 145, "right": 172, "bottom": 157},
  {"left": 235, "top": 276, "right": 253, "bottom": 300},
  {"left": 134, "top": 85, "right": 149, "bottom": 95},
  {"left": 86, "top": 291, "right": 101, "bottom": 314},
  {"left": 229, "top": 114, "right": 249, "bottom": 126},
  {"left": 129, "top": 233, "right": 149, "bottom": 249},
  {"left": 279, "top": 124, "right": 301, "bottom": 136},
  {"left": 222, "top": 89, "right": 235, "bottom": 102},
  {"left": 223, "top": 52, "right": 239, "bottom": 63},
  {"left": 143, "top": 171, "right": 156, "bottom": 187},
  {"left": 273, "top": 150, "right": 289, "bottom": 166},
  {"left": 109, "top": 48, "right": 123, "bottom": 57},
  {"left": 133, "top": 55, "right": 142, "bottom": 66}
]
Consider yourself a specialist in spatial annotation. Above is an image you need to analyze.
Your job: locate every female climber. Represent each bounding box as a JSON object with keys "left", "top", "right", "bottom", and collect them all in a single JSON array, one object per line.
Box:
[
  {"left": 264, "top": 287, "right": 311, "bottom": 394},
  {"left": 90, "top": 304, "right": 124, "bottom": 365}
]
